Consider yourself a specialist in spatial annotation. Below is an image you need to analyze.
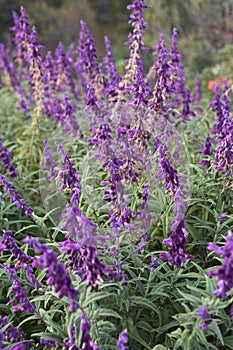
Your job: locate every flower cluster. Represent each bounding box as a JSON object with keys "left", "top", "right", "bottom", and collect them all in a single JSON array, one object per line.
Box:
[
  {"left": 117, "top": 329, "right": 129, "bottom": 350},
  {"left": 79, "top": 312, "right": 99, "bottom": 350},
  {"left": 60, "top": 240, "right": 108, "bottom": 291},
  {"left": 0, "top": 139, "right": 18, "bottom": 178},
  {"left": 4, "top": 265, "right": 35, "bottom": 314},
  {"left": 208, "top": 83, "right": 233, "bottom": 175},
  {"left": 200, "top": 134, "right": 213, "bottom": 168},
  {"left": 23, "top": 236, "right": 79, "bottom": 312},
  {"left": 197, "top": 306, "right": 212, "bottom": 330},
  {"left": 0, "top": 316, "right": 33, "bottom": 349},
  {"left": 154, "top": 141, "right": 194, "bottom": 267},
  {"left": 0, "top": 174, "right": 34, "bottom": 216},
  {"left": 207, "top": 231, "right": 233, "bottom": 300}
]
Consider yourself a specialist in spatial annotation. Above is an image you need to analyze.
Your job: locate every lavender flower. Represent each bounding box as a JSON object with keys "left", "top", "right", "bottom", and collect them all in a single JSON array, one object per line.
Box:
[
  {"left": 55, "top": 142, "right": 82, "bottom": 206},
  {"left": 10, "top": 345, "right": 27, "bottom": 350},
  {"left": 59, "top": 240, "right": 107, "bottom": 291},
  {"left": 214, "top": 108, "right": 233, "bottom": 176},
  {"left": 75, "top": 30, "right": 88, "bottom": 89},
  {"left": 117, "top": 329, "right": 129, "bottom": 350},
  {"left": 169, "top": 28, "right": 185, "bottom": 96},
  {"left": 126, "top": 62, "right": 152, "bottom": 107},
  {"left": 0, "top": 316, "right": 34, "bottom": 349},
  {"left": 11, "top": 7, "right": 31, "bottom": 66},
  {"left": 154, "top": 141, "right": 180, "bottom": 197},
  {"left": 135, "top": 182, "right": 152, "bottom": 232},
  {"left": 179, "top": 88, "right": 195, "bottom": 121},
  {"left": 4, "top": 265, "right": 35, "bottom": 314},
  {"left": 0, "top": 43, "right": 19, "bottom": 92},
  {"left": 0, "top": 138, "right": 18, "bottom": 177},
  {"left": 197, "top": 306, "right": 212, "bottom": 330},
  {"left": 53, "top": 96, "right": 83, "bottom": 137},
  {"left": 149, "top": 35, "right": 171, "bottom": 116},
  {"left": 218, "top": 212, "right": 227, "bottom": 223},
  {"left": 149, "top": 257, "right": 158, "bottom": 272},
  {"left": 54, "top": 42, "right": 77, "bottom": 98},
  {"left": 2, "top": 230, "right": 33, "bottom": 265},
  {"left": 0, "top": 316, "right": 24, "bottom": 343},
  {"left": 27, "top": 26, "right": 45, "bottom": 123},
  {"left": 0, "top": 174, "right": 34, "bottom": 216},
  {"left": 159, "top": 211, "right": 194, "bottom": 267},
  {"left": 210, "top": 84, "right": 225, "bottom": 135},
  {"left": 207, "top": 231, "right": 233, "bottom": 299},
  {"left": 103, "top": 36, "right": 121, "bottom": 101},
  {"left": 79, "top": 312, "right": 99, "bottom": 350},
  {"left": 77, "top": 21, "right": 104, "bottom": 96},
  {"left": 200, "top": 134, "right": 212, "bottom": 168},
  {"left": 23, "top": 236, "right": 79, "bottom": 312},
  {"left": 43, "top": 139, "right": 58, "bottom": 181},
  {"left": 154, "top": 142, "right": 194, "bottom": 266},
  {"left": 42, "top": 51, "right": 56, "bottom": 98},
  {"left": 118, "top": 0, "right": 149, "bottom": 98},
  {"left": 63, "top": 324, "right": 77, "bottom": 350},
  {"left": 1, "top": 230, "right": 40, "bottom": 290},
  {"left": 40, "top": 338, "right": 56, "bottom": 347}
]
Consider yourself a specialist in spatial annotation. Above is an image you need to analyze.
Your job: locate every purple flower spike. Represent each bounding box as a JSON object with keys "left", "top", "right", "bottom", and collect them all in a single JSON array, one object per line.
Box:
[
  {"left": 169, "top": 28, "right": 185, "bottom": 96},
  {"left": 160, "top": 214, "right": 194, "bottom": 267},
  {"left": 0, "top": 174, "right": 34, "bottom": 216},
  {"left": 117, "top": 329, "right": 129, "bottom": 350},
  {"left": 103, "top": 36, "right": 121, "bottom": 101},
  {"left": 207, "top": 231, "right": 233, "bottom": 300},
  {"left": 149, "top": 35, "right": 171, "bottom": 116},
  {"left": 23, "top": 236, "right": 79, "bottom": 312},
  {"left": 77, "top": 21, "right": 103, "bottom": 93},
  {"left": 121, "top": 0, "right": 150, "bottom": 90},
  {"left": 200, "top": 134, "right": 212, "bottom": 168},
  {"left": 4, "top": 266, "right": 35, "bottom": 314},
  {"left": 0, "top": 138, "right": 18, "bottom": 177},
  {"left": 180, "top": 88, "right": 195, "bottom": 121},
  {"left": 2, "top": 230, "right": 33, "bottom": 265},
  {"left": 54, "top": 42, "right": 77, "bottom": 98},
  {"left": 149, "top": 257, "right": 158, "bottom": 272},
  {"left": 197, "top": 306, "right": 212, "bottom": 330},
  {"left": 0, "top": 316, "right": 24, "bottom": 343},
  {"left": 155, "top": 142, "right": 180, "bottom": 197},
  {"left": 155, "top": 142, "right": 194, "bottom": 267},
  {"left": 40, "top": 338, "right": 56, "bottom": 347},
  {"left": 218, "top": 213, "right": 227, "bottom": 223},
  {"left": 79, "top": 312, "right": 99, "bottom": 350},
  {"left": 63, "top": 324, "right": 76, "bottom": 350},
  {"left": 0, "top": 43, "right": 20, "bottom": 92},
  {"left": 59, "top": 240, "right": 108, "bottom": 291},
  {"left": 11, "top": 7, "right": 31, "bottom": 65},
  {"left": 127, "top": 63, "right": 152, "bottom": 107}
]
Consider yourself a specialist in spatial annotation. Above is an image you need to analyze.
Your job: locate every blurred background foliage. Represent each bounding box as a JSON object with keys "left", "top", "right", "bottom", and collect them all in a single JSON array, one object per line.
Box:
[{"left": 1, "top": 0, "right": 233, "bottom": 81}]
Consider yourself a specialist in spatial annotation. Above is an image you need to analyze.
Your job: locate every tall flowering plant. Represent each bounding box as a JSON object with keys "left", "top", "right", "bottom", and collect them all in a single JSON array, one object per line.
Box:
[{"left": 2, "top": 0, "right": 233, "bottom": 349}]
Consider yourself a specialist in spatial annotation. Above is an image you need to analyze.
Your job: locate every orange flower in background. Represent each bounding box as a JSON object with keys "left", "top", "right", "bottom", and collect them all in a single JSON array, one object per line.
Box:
[
  {"left": 208, "top": 76, "right": 230, "bottom": 91},
  {"left": 208, "top": 80, "right": 217, "bottom": 91}
]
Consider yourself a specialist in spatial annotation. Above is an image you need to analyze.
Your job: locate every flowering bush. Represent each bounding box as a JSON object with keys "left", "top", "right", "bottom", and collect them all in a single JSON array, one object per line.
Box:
[{"left": 1, "top": 1, "right": 233, "bottom": 349}]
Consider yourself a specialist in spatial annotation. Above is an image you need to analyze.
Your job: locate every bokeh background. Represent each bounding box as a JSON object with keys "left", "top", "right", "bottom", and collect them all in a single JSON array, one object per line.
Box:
[{"left": 1, "top": 0, "right": 233, "bottom": 79}]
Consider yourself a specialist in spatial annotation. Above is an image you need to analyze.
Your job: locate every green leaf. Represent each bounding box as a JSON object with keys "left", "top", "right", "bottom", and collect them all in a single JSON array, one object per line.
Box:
[
  {"left": 223, "top": 336, "right": 233, "bottom": 349},
  {"left": 96, "top": 308, "right": 122, "bottom": 319},
  {"left": 133, "top": 328, "right": 152, "bottom": 350},
  {"left": 209, "top": 320, "right": 224, "bottom": 345},
  {"left": 129, "top": 295, "right": 161, "bottom": 315},
  {"left": 83, "top": 291, "right": 115, "bottom": 308}
]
